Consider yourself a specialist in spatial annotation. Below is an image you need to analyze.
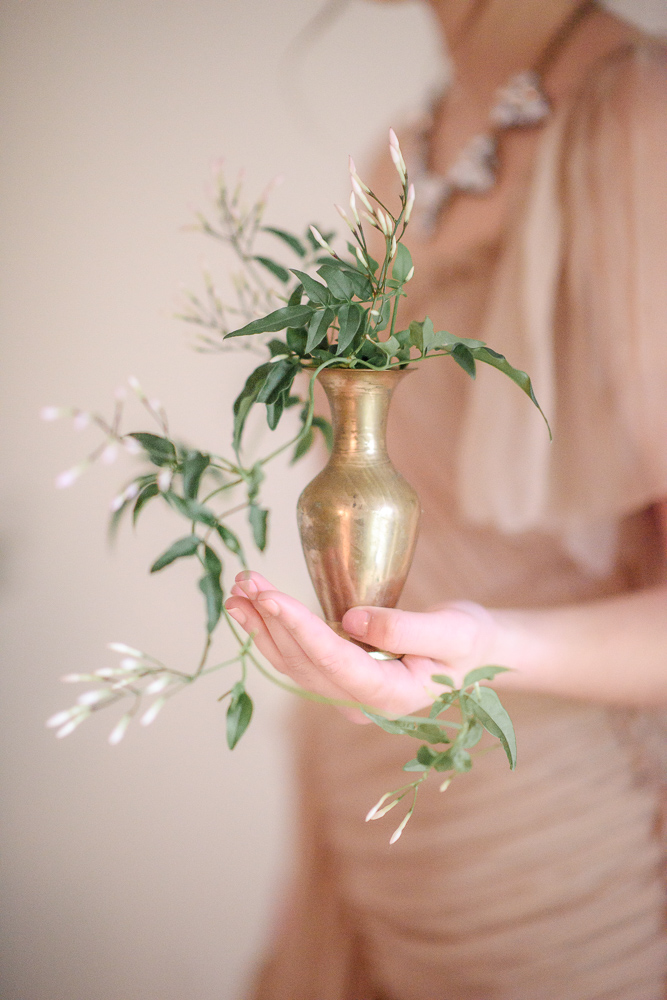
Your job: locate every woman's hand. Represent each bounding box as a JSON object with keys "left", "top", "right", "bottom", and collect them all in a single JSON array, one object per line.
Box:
[{"left": 225, "top": 571, "right": 499, "bottom": 722}]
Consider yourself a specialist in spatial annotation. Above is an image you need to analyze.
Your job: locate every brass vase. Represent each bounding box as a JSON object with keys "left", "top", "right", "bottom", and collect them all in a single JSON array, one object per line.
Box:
[{"left": 297, "top": 368, "right": 421, "bottom": 657}]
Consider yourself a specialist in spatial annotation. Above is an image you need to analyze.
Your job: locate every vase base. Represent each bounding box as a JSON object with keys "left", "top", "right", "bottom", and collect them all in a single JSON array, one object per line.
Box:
[{"left": 326, "top": 621, "right": 400, "bottom": 661}]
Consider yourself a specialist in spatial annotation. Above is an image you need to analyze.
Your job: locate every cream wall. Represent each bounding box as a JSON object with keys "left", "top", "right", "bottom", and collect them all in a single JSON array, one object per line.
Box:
[{"left": 1, "top": 2, "right": 665, "bottom": 999}]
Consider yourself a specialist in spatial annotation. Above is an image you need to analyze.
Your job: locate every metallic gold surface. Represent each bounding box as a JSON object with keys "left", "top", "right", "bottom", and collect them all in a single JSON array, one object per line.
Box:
[{"left": 297, "top": 368, "right": 421, "bottom": 658}]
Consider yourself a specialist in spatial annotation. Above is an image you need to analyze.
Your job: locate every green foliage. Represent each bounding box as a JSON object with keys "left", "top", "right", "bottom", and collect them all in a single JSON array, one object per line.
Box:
[
  {"left": 51, "top": 145, "right": 542, "bottom": 843},
  {"left": 226, "top": 682, "right": 253, "bottom": 749}
]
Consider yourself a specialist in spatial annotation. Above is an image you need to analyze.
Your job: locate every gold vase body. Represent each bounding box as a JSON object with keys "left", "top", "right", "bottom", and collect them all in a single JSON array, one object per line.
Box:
[{"left": 297, "top": 368, "right": 420, "bottom": 651}]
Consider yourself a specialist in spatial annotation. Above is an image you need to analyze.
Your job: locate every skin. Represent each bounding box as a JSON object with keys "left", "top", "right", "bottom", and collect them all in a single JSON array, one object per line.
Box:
[{"left": 225, "top": 0, "right": 667, "bottom": 720}]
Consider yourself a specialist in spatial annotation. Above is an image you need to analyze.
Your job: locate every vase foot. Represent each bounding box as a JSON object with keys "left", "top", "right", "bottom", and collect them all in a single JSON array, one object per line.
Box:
[{"left": 326, "top": 621, "right": 400, "bottom": 661}]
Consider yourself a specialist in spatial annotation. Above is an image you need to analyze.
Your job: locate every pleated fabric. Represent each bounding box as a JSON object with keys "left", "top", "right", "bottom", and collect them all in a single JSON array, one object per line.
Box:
[{"left": 251, "top": 40, "right": 667, "bottom": 1000}]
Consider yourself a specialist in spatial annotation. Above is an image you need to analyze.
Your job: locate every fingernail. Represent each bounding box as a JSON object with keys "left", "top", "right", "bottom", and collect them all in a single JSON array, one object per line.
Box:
[
  {"left": 343, "top": 609, "right": 370, "bottom": 638},
  {"left": 226, "top": 607, "right": 247, "bottom": 627},
  {"left": 240, "top": 579, "right": 258, "bottom": 599},
  {"left": 258, "top": 597, "right": 279, "bottom": 617}
]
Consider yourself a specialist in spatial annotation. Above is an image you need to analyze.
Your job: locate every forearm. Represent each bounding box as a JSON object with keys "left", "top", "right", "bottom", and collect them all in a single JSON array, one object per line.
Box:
[{"left": 491, "top": 583, "right": 667, "bottom": 706}]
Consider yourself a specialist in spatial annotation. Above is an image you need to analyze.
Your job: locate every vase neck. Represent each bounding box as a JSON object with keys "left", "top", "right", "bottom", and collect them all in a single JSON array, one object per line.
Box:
[{"left": 319, "top": 369, "right": 404, "bottom": 461}]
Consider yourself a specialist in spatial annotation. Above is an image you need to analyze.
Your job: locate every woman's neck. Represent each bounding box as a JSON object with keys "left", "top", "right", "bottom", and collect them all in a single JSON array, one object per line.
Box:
[{"left": 430, "top": 0, "right": 590, "bottom": 105}]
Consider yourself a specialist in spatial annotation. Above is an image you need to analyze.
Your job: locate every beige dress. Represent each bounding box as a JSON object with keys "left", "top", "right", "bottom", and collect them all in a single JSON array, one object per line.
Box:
[{"left": 253, "top": 42, "right": 667, "bottom": 1000}]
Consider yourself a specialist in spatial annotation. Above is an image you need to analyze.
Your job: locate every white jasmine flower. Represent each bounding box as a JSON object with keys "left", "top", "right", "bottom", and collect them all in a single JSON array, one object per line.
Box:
[
  {"left": 101, "top": 443, "right": 118, "bottom": 465},
  {"left": 108, "top": 642, "right": 143, "bottom": 657},
  {"left": 40, "top": 406, "right": 68, "bottom": 421}
]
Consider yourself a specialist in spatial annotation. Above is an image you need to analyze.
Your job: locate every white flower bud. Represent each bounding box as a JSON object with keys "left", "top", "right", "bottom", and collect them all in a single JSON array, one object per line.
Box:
[
  {"left": 60, "top": 673, "right": 96, "bottom": 683},
  {"left": 40, "top": 406, "right": 68, "bottom": 421},
  {"left": 355, "top": 247, "right": 368, "bottom": 269},
  {"left": 108, "top": 714, "right": 131, "bottom": 745},
  {"left": 389, "top": 145, "right": 406, "bottom": 183},
  {"left": 157, "top": 468, "right": 173, "bottom": 492},
  {"left": 73, "top": 411, "right": 91, "bottom": 431},
  {"left": 351, "top": 177, "right": 373, "bottom": 213},
  {"left": 348, "top": 155, "right": 356, "bottom": 176},
  {"left": 389, "top": 128, "right": 400, "bottom": 151},
  {"left": 439, "top": 777, "right": 452, "bottom": 793},
  {"left": 349, "top": 193, "right": 360, "bottom": 225},
  {"left": 390, "top": 236, "right": 397, "bottom": 259},
  {"left": 77, "top": 689, "right": 113, "bottom": 707},
  {"left": 46, "top": 707, "right": 80, "bottom": 728},
  {"left": 120, "top": 657, "right": 140, "bottom": 670},
  {"left": 108, "top": 642, "right": 143, "bottom": 657},
  {"left": 56, "top": 714, "right": 89, "bottom": 739},
  {"left": 144, "top": 675, "right": 170, "bottom": 695},
  {"left": 55, "top": 464, "right": 85, "bottom": 489},
  {"left": 101, "top": 443, "right": 118, "bottom": 465},
  {"left": 334, "top": 204, "right": 355, "bottom": 232},
  {"left": 125, "top": 481, "right": 141, "bottom": 501},
  {"left": 362, "top": 211, "right": 380, "bottom": 231},
  {"left": 404, "top": 183, "right": 416, "bottom": 224},
  {"left": 110, "top": 493, "right": 125, "bottom": 513},
  {"left": 404, "top": 266, "right": 415, "bottom": 282},
  {"left": 140, "top": 697, "right": 167, "bottom": 727}
]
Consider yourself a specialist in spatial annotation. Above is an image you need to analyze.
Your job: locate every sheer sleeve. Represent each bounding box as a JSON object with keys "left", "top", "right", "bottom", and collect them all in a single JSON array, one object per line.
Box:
[{"left": 457, "top": 42, "right": 667, "bottom": 574}]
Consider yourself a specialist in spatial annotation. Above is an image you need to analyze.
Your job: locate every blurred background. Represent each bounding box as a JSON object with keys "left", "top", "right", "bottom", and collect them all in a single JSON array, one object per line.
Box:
[{"left": 1, "top": 2, "right": 665, "bottom": 998}]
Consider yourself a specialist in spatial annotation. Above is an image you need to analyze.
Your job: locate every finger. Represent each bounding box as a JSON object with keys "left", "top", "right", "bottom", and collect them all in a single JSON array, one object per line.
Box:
[
  {"left": 233, "top": 570, "right": 277, "bottom": 601},
  {"left": 342, "top": 604, "right": 484, "bottom": 661},
  {"left": 225, "top": 596, "right": 362, "bottom": 720},
  {"left": 258, "top": 591, "right": 434, "bottom": 716},
  {"left": 225, "top": 596, "right": 286, "bottom": 670}
]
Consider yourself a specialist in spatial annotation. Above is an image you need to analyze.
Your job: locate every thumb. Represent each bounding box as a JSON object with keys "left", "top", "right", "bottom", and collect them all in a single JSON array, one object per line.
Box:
[{"left": 342, "top": 603, "right": 486, "bottom": 661}]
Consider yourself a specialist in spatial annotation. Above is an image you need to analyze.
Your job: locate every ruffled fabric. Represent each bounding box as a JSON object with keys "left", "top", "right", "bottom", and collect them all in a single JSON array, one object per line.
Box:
[{"left": 457, "top": 43, "right": 667, "bottom": 575}]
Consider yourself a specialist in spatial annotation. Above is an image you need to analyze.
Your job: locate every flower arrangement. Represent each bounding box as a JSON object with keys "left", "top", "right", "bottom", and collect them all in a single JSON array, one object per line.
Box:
[{"left": 44, "top": 132, "right": 547, "bottom": 839}]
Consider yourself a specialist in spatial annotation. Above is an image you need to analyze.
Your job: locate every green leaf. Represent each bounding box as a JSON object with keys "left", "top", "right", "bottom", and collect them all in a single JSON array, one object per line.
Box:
[
  {"left": 305, "top": 307, "right": 334, "bottom": 353},
  {"left": 460, "top": 719, "right": 484, "bottom": 749},
  {"left": 266, "top": 338, "right": 289, "bottom": 357},
  {"left": 232, "top": 363, "right": 272, "bottom": 451},
  {"left": 202, "top": 543, "right": 222, "bottom": 579},
  {"left": 245, "top": 462, "right": 264, "bottom": 503},
  {"left": 403, "top": 758, "right": 430, "bottom": 772},
  {"left": 226, "top": 683, "right": 254, "bottom": 749},
  {"left": 290, "top": 269, "right": 331, "bottom": 305},
  {"left": 391, "top": 243, "right": 413, "bottom": 283},
  {"left": 408, "top": 317, "right": 435, "bottom": 355},
  {"left": 215, "top": 523, "right": 245, "bottom": 563},
  {"left": 262, "top": 226, "right": 307, "bottom": 258},
  {"left": 311, "top": 415, "right": 333, "bottom": 451},
  {"left": 429, "top": 692, "right": 457, "bottom": 718},
  {"left": 464, "top": 687, "right": 517, "bottom": 769},
  {"left": 431, "top": 673, "right": 456, "bottom": 688},
  {"left": 266, "top": 392, "right": 285, "bottom": 431},
  {"left": 378, "top": 335, "right": 400, "bottom": 359},
  {"left": 199, "top": 572, "right": 223, "bottom": 633},
  {"left": 433, "top": 746, "right": 472, "bottom": 773},
  {"left": 225, "top": 305, "right": 315, "bottom": 339},
  {"left": 166, "top": 494, "right": 219, "bottom": 529},
  {"left": 432, "top": 330, "right": 485, "bottom": 350},
  {"left": 291, "top": 428, "right": 314, "bottom": 462},
  {"left": 132, "top": 482, "right": 159, "bottom": 526},
  {"left": 335, "top": 303, "right": 363, "bottom": 355},
  {"left": 288, "top": 283, "right": 304, "bottom": 305},
  {"left": 286, "top": 327, "right": 308, "bottom": 355},
  {"left": 364, "top": 712, "right": 451, "bottom": 744},
  {"left": 417, "top": 744, "right": 437, "bottom": 766},
  {"left": 253, "top": 256, "right": 290, "bottom": 283},
  {"left": 472, "top": 346, "right": 551, "bottom": 436},
  {"left": 451, "top": 343, "right": 477, "bottom": 378},
  {"left": 129, "top": 433, "right": 176, "bottom": 467},
  {"left": 317, "top": 264, "right": 354, "bottom": 301},
  {"left": 256, "top": 359, "right": 296, "bottom": 405},
  {"left": 182, "top": 450, "right": 209, "bottom": 500},
  {"left": 248, "top": 503, "right": 268, "bottom": 551},
  {"left": 463, "top": 665, "right": 511, "bottom": 687},
  {"left": 150, "top": 534, "right": 200, "bottom": 573},
  {"left": 320, "top": 258, "right": 374, "bottom": 299}
]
